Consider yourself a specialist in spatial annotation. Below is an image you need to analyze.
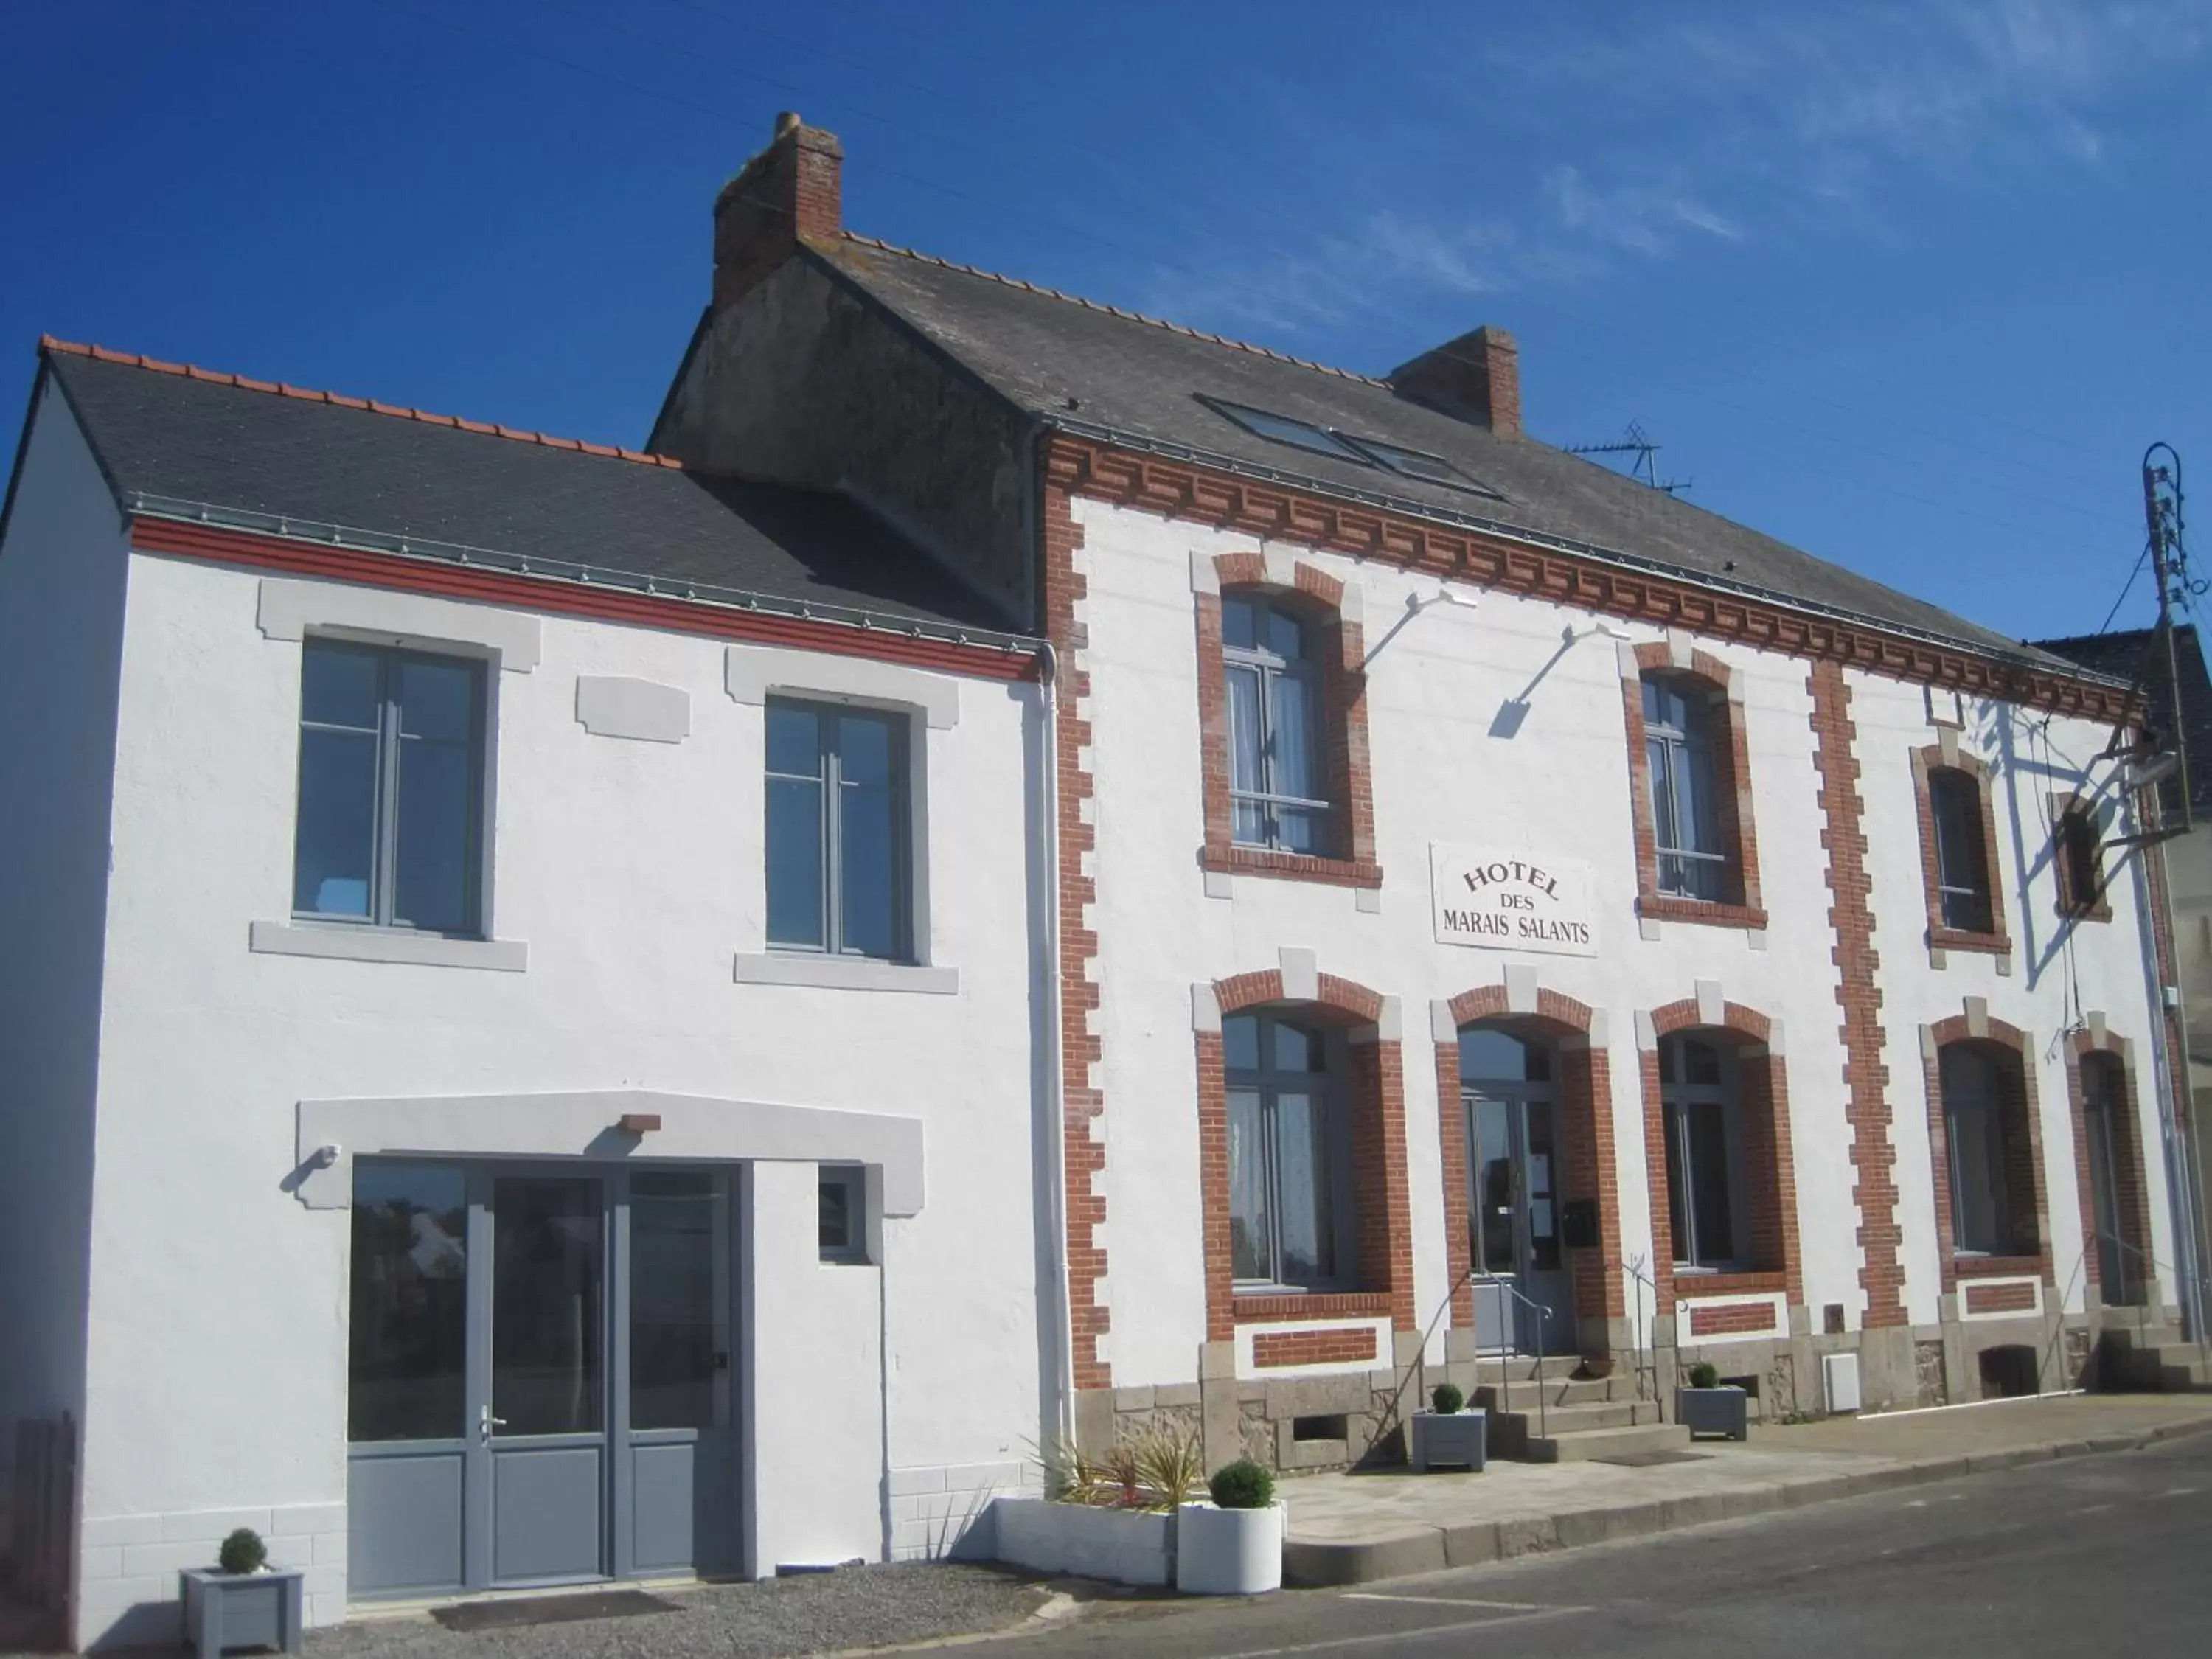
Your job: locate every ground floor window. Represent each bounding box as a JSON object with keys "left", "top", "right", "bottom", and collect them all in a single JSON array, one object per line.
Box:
[
  {"left": 1941, "top": 1044, "right": 2031, "bottom": 1256},
  {"left": 1659, "top": 1034, "right": 1744, "bottom": 1270},
  {"left": 1225, "top": 1010, "right": 1352, "bottom": 1290}
]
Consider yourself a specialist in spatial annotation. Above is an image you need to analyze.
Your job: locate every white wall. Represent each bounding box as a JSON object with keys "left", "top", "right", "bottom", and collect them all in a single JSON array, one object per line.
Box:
[
  {"left": 69, "top": 550, "right": 1048, "bottom": 1640},
  {"left": 1070, "top": 495, "right": 2172, "bottom": 1385},
  {"left": 0, "top": 386, "right": 126, "bottom": 1476}
]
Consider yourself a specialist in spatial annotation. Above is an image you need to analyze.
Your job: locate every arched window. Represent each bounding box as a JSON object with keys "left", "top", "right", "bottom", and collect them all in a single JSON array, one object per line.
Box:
[
  {"left": 1939, "top": 1044, "right": 2031, "bottom": 1256},
  {"left": 1222, "top": 592, "right": 1330, "bottom": 855},
  {"left": 1223, "top": 1010, "right": 1349, "bottom": 1290},
  {"left": 1930, "top": 768, "right": 1993, "bottom": 933},
  {"left": 1658, "top": 1035, "right": 1742, "bottom": 1270},
  {"left": 1641, "top": 673, "right": 1724, "bottom": 901}
]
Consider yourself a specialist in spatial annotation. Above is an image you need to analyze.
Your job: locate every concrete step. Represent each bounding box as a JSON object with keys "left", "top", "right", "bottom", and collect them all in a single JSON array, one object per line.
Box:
[
  {"left": 1517, "top": 1420, "right": 1693, "bottom": 1464},
  {"left": 1467, "top": 1353, "right": 1582, "bottom": 1385},
  {"left": 1477, "top": 1395, "right": 1660, "bottom": 1436}
]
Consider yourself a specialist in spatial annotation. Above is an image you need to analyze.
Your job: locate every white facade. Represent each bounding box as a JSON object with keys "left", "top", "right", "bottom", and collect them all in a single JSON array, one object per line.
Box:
[
  {"left": 0, "top": 386, "right": 1053, "bottom": 1646},
  {"left": 1066, "top": 495, "right": 2179, "bottom": 1428}
]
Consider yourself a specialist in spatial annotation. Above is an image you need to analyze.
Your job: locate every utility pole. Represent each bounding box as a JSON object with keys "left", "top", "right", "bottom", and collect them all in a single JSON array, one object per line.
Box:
[{"left": 2136, "top": 442, "right": 2211, "bottom": 1345}]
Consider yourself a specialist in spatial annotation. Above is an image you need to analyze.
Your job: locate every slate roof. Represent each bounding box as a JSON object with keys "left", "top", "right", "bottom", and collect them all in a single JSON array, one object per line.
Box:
[
  {"left": 815, "top": 235, "right": 2072, "bottom": 667},
  {"left": 32, "top": 342, "right": 1015, "bottom": 635},
  {"left": 2035, "top": 625, "right": 2212, "bottom": 812}
]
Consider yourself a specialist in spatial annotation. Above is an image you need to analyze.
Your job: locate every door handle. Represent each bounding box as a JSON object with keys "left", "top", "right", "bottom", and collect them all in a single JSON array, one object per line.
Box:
[{"left": 479, "top": 1406, "right": 508, "bottom": 1440}]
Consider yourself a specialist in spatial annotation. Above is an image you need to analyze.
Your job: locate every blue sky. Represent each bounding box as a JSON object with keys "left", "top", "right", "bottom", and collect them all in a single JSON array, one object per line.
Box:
[{"left": 4, "top": 0, "right": 2208, "bottom": 644}]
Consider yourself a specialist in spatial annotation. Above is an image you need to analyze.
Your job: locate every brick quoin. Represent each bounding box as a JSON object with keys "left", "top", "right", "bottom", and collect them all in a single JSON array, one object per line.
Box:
[
  {"left": 1964, "top": 1281, "right": 2039, "bottom": 1315},
  {"left": 1687, "top": 1301, "right": 1779, "bottom": 1338},
  {"left": 1040, "top": 451, "right": 1110, "bottom": 1391},
  {"left": 1251, "top": 1326, "right": 1380, "bottom": 1368},
  {"left": 1196, "top": 969, "right": 1415, "bottom": 1341},
  {"left": 1436, "top": 984, "right": 1624, "bottom": 1354},
  {"left": 1807, "top": 662, "right": 1904, "bottom": 1329},
  {"left": 1194, "top": 552, "right": 1381, "bottom": 888}
]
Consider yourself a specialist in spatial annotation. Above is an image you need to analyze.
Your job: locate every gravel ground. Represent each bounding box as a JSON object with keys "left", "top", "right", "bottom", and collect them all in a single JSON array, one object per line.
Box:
[{"left": 3, "top": 1565, "right": 1054, "bottom": 1659}]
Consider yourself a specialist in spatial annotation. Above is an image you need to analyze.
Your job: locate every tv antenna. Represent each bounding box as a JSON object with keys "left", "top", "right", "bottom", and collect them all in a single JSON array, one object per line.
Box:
[{"left": 1567, "top": 421, "right": 1691, "bottom": 495}]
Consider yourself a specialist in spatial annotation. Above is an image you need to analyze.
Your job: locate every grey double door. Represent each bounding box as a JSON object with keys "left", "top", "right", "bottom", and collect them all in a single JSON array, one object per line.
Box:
[
  {"left": 348, "top": 1164, "right": 737, "bottom": 1599},
  {"left": 1464, "top": 1089, "right": 1576, "bottom": 1356}
]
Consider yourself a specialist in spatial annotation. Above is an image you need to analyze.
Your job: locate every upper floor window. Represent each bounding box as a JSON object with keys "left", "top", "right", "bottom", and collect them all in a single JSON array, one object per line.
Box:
[
  {"left": 293, "top": 639, "right": 486, "bottom": 935},
  {"left": 1939, "top": 1044, "right": 2030, "bottom": 1256},
  {"left": 1658, "top": 1035, "right": 1743, "bottom": 1270},
  {"left": 2056, "top": 800, "right": 2109, "bottom": 920},
  {"left": 766, "top": 698, "right": 910, "bottom": 961},
  {"left": 1224, "top": 1011, "right": 1346, "bottom": 1291},
  {"left": 1223, "top": 593, "right": 1331, "bottom": 855},
  {"left": 1930, "top": 768, "right": 1994, "bottom": 933},
  {"left": 1641, "top": 673, "right": 1724, "bottom": 902}
]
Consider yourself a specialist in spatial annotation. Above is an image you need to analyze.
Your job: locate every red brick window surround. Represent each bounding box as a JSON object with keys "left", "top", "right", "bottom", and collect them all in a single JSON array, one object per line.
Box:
[
  {"left": 2051, "top": 793, "right": 2112, "bottom": 923},
  {"left": 1618, "top": 641, "right": 1766, "bottom": 931},
  {"left": 1921, "top": 1012, "right": 2054, "bottom": 1293},
  {"left": 1194, "top": 552, "right": 1380, "bottom": 890},
  {"left": 1912, "top": 741, "right": 2011, "bottom": 959},
  {"left": 1196, "top": 969, "right": 1413, "bottom": 1340},
  {"left": 1636, "top": 997, "right": 1802, "bottom": 1317},
  {"left": 1434, "top": 986, "right": 1624, "bottom": 1362},
  {"left": 2064, "top": 1028, "right": 2156, "bottom": 1306}
]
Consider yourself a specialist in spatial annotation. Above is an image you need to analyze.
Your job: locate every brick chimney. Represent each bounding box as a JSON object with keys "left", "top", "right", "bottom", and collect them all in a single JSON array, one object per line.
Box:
[
  {"left": 712, "top": 111, "right": 843, "bottom": 312},
  {"left": 1386, "top": 326, "right": 1520, "bottom": 437}
]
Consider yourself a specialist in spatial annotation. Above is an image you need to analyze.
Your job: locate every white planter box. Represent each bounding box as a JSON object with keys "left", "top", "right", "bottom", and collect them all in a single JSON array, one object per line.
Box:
[
  {"left": 1175, "top": 1501, "right": 1286, "bottom": 1596},
  {"left": 991, "top": 1497, "right": 1176, "bottom": 1587}
]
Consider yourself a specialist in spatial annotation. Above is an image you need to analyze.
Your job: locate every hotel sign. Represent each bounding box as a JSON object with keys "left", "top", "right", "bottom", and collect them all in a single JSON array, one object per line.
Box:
[{"left": 1430, "top": 843, "right": 1598, "bottom": 958}]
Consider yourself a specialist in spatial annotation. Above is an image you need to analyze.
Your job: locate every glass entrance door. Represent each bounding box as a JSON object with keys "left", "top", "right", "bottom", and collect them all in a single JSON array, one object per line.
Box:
[
  {"left": 484, "top": 1175, "right": 607, "bottom": 1585},
  {"left": 1460, "top": 1026, "right": 1574, "bottom": 1355},
  {"left": 347, "top": 1164, "right": 737, "bottom": 1601}
]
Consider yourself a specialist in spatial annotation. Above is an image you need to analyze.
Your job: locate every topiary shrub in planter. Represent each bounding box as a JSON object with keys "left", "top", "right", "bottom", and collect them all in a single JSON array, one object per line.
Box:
[
  {"left": 1677, "top": 1360, "right": 1750, "bottom": 1441},
  {"left": 1409, "top": 1381, "right": 1486, "bottom": 1473},
  {"left": 1178, "top": 1461, "right": 1286, "bottom": 1596},
  {"left": 181, "top": 1529, "right": 305, "bottom": 1656}
]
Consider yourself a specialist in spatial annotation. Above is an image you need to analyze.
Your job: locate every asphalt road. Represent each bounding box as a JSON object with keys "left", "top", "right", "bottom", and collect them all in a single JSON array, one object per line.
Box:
[{"left": 993, "top": 1430, "right": 2212, "bottom": 1658}]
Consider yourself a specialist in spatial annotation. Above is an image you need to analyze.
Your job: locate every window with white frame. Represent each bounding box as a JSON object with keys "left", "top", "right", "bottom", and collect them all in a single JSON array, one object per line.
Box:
[
  {"left": 1641, "top": 672, "right": 1724, "bottom": 901},
  {"left": 1224, "top": 1011, "right": 1349, "bottom": 1290},
  {"left": 292, "top": 638, "right": 487, "bottom": 935},
  {"left": 765, "top": 698, "right": 911, "bottom": 960},
  {"left": 1930, "top": 768, "right": 1994, "bottom": 933},
  {"left": 1222, "top": 591, "right": 1331, "bottom": 855},
  {"left": 1941, "top": 1044, "right": 2023, "bottom": 1255},
  {"left": 1658, "top": 1035, "right": 1744, "bottom": 1270}
]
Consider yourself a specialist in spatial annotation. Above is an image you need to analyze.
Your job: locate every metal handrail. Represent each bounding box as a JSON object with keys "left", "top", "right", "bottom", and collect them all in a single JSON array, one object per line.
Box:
[
  {"left": 2037, "top": 1228, "right": 2209, "bottom": 1394},
  {"left": 1607, "top": 1255, "right": 1660, "bottom": 1420},
  {"left": 1481, "top": 1279, "right": 1552, "bottom": 1444}
]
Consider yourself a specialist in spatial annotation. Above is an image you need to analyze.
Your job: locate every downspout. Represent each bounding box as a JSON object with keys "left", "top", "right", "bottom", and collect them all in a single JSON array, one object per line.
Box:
[
  {"left": 2132, "top": 788, "right": 2206, "bottom": 1340},
  {"left": 1038, "top": 639, "right": 1074, "bottom": 1450}
]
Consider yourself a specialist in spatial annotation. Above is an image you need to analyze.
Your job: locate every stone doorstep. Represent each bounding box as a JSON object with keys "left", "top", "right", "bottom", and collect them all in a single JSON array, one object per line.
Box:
[{"left": 1279, "top": 1416, "right": 2212, "bottom": 1588}]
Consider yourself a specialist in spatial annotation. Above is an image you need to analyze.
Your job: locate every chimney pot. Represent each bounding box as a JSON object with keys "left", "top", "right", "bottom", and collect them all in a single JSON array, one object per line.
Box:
[
  {"left": 1387, "top": 325, "right": 1520, "bottom": 437},
  {"left": 712, "top": 115, "right": 844, "bottom": 313}
]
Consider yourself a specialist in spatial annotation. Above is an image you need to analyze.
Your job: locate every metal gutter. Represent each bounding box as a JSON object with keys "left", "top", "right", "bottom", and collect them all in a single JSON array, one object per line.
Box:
[
  {"left": 122, "top": 491, "right": 1046, "bottom": 658},
  {"left": 1040, "top": 414, "right": 2133, "bottom": 690}
]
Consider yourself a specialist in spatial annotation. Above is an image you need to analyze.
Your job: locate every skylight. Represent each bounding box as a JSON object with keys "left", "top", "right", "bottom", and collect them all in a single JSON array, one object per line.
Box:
[
  {"left": 1197, "top": 397, "right": 1369, "bottom": 463},
  {"left": 1340, "top": 436, "right": 1506, "bottom": 501},
  {"left": 1196, "top": 394, "right": 1506, "bottom": 501}
]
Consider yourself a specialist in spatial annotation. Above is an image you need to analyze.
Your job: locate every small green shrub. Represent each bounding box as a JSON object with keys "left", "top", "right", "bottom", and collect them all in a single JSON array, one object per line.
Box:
[
  {"left": 1686, "top": 1361, "right": 1722, "bottom": 1391},
  {"left": 1430, "top": 1382, "right": 1466, "bottom": 1416},
  {"left": 1208, "top": 1458, "right": 1276, "bottom": 1510},
  {"left": 217, "top": 1528, "right": 266, "bottom": 1576}
]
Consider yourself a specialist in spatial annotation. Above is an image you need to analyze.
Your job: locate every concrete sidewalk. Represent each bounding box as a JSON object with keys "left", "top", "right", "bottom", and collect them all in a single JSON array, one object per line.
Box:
[{"left": 1280, "top": 1392, "right": 2212, "bottom": 1585}]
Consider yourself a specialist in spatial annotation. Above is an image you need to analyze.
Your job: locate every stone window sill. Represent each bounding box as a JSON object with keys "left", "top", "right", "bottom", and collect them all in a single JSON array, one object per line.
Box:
[
  {"left": 1203, "top": 844, "right": 1383, "bottom": 890},
  {"left": 1952, "top": 1253, "right": 2042, "bottom": 1280},
  {"left": 2060, "top": 901, "right": 2113, "bottom": 925},
  {"left": 1232, "top": 1290, "right": 1389, "bottom": 1323},
  {"left": 251, "top": 920, "right": 527, "bottom": 973},
  {"left": 734, "top": 952, "right": 959, "bottom": 995},
  {"left": 1638, "top": 894, "right": 1769, "bottom": 931},
  {"left": 1930, "top": 926, "right": 2012, "bottom": 956}
]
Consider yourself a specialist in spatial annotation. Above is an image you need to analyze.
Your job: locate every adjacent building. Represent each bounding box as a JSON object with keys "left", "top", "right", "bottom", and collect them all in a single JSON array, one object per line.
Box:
[{"left": 1, "top": 109, "right": 2199, "bottom": 1646}]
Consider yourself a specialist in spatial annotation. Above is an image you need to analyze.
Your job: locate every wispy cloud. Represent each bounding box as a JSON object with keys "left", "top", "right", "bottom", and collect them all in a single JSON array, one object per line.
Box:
[{"left": 1138, "top": 0, "right": 2207, "bottom": 335}]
